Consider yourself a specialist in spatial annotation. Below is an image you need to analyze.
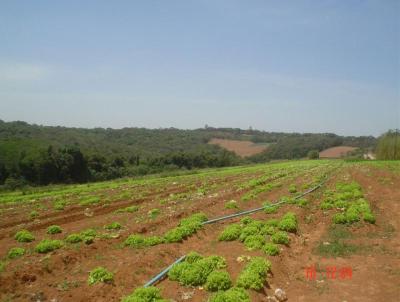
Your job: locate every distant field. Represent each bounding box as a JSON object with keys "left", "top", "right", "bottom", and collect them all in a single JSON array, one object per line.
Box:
[
  {"left": 208, "top": 138, "right": 268, "bottom": 157},
  {"left": 319, "top": 146, "right": 357, "bottom": 158}
]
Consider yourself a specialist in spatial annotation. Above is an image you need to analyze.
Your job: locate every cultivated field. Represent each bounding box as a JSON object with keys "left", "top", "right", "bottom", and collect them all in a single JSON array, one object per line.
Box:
[
  {"left": 0, "top": 160, "right": 399, "bottom": 302},
  {"left": 208, "top": 138, "right": 268, "bottom": 157}
]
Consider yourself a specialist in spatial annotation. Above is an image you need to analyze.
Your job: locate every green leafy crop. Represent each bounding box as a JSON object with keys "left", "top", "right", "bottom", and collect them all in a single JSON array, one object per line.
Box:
[
  {"left": 124, "top": 234, "right": 164, "bottom": 248},
  {"left": 278, "top": 212, "right": 298, "bottom": 233},
  {"left": 105, "top": 222, "right": 122, "bottom": 230},
  {"left": 65, "top": 233, "right": 83, "bottom": 243},
  {"left": 163, "top": 213, "right": 207, "bottom": 243},
  {"left": 15, "top": 229, "right": 35, "bottom": 243},
  {"left": 35, "top": 239, "right": 63, "bottom": 253},
  {"left": 205, "top": 270, "right": 232, "bottom": 291},
  {"left": 47, "top": 225, "right": 63, "bottom": 234},
  {"left": 262, "top": 243, "right": 280, "bottom": 256},
  {"left": 236, "top": 257, "right": 271, "bottom": 290},
  {"left": 121, "top": 286, "right": 169, "bottom": 302},
  {"left": 7, "top": 247, "right": 25, "bottom": 259},
  {"left": 271, "top": 231, "right": 290, "bottom": 245},
  {"left": 218, "top": 224, "right": 241, "bottom": 241},
  {"left": 209, "top": 287, "right": 250, "bottom": 302},
  {"left": 88, "top": 267, "right": 114, "bottom": 285}
]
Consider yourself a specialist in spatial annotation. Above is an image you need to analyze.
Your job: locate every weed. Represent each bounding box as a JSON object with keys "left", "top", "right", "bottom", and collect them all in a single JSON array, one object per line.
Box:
[
  {"left": 35, "top": 239, "right": 63, "bottom": 253},
  {"left": 47, "top": 225, "right": 63, "bottom": 234},
  {"left": 15, "top": 230, "right": 35, "bottom": 242},
  {"left": 315, "top": 240, "right": 359, "bottom": 257},
  {"left": 88, "top": 267, "right": 114, "bottom": 285},
  {"left": 288, "top": 184, "right": 297, "bottom": 193},
  {"left": 53, "top": 200, "right": 66, "bottom": 210},
  {"left": 209, "top": 287, "right": 250, "bottom": 302},
  {"left": 205, "top": 270, "right": 232, "bottom": 291},
  {"left": 236, "top": 257, "right": 271, "bottom": 290},
  {"left": 7, "top": 247, "right": 25, "bottom": 259}
]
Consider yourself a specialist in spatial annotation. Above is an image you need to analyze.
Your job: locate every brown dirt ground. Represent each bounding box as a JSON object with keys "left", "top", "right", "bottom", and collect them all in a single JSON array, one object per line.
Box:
[
  {"left": 319, "top": 146, "right": 357, "bottom": 158},
  {"left": 208, "top": 138, "right": 267, "bottom": 157},
  {"left": 0, "top": 164, "right": 399, "bottom": 302}
]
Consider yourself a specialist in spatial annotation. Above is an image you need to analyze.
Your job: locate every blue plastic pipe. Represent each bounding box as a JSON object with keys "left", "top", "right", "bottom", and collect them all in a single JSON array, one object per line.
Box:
[{"left": 143, "top": 255, "right": 186, "bottom": 288}]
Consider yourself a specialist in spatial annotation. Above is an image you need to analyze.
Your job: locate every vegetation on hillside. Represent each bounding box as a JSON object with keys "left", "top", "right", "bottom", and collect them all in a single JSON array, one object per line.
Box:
[{"left": 376, "top": 130, "right": 400, "bottom": 160}]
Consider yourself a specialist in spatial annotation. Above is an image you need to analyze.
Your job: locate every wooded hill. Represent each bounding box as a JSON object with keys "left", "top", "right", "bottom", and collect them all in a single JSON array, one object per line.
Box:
[{"left": 0, "top": 120, "right": 376, "bottom": 187}]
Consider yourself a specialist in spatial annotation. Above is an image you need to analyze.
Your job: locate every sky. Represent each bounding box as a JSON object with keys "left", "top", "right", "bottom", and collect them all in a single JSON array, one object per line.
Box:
[{"left": 0, "top": 0, "right": 399, "bottom": 136}]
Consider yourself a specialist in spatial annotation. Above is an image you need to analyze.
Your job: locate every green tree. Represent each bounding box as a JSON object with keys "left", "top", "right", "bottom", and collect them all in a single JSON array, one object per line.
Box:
[{"left": 307, "top": 150, "right": 319, "bottom": 159}]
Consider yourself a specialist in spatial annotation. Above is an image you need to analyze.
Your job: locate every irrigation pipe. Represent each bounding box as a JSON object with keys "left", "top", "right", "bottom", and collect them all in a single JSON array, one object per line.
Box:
[{"left": 143, "top": 173, "right": 334, "bottom": 288}]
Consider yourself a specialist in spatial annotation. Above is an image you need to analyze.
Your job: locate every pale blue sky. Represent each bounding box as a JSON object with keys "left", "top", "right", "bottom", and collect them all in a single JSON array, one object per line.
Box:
[{"left": 0, "top": 0, "right": 399, "bottom": 136}]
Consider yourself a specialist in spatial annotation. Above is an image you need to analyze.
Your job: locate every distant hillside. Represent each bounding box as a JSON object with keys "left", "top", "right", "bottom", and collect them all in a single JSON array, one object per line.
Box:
[{"left": 0, "top": 120, "right": 377, "bottom": 187}]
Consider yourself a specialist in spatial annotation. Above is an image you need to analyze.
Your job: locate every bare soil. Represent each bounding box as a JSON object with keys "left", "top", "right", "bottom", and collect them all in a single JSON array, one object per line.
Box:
[{"left": 208, "top": 138, "right": 267, "bottom": 157}]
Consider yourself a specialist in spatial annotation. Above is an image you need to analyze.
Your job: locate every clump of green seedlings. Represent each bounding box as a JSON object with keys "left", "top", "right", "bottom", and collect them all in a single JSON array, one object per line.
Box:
[
  {"left": 277, "top": 212, "right": 298, "bottom": 233},
  {"left": 35, "top": 239, "right": 63, "bottom": 253},
  {"left": 288, "top": 184, "right": 297, "bottom": 193},
  {"left": 79, "top": 196, "right": 100, "bottom": 206},
  {"left": 88, "top": 267, "right": 114, "bottom": 285},
  {"left": 225, "top": 200, "right": 238, "bottom": 209},
  {"left": 65, "top": 229, "right": 97, "bottom": 244},
  {"left": 7, "top": 247, "right": 25, "bottom": 259},
  {"left": 163, "top": 213, "right": 207, "bottom": 243},
  {"left": 53, "top": 200, "right": 66, "bottom": 211},
  {"left": 209, "top": 287, "right": 250, "bottom": 302},
  {"left": 205, "top": 270, "right": 232, "bottom": 291},
  {"left": 218, "top": 224, "right": 242, "bottom": 241},
  {"left": 121, "top": 286, "right": 168, "bottom": 302},
  {"left": 115, "top": 205, "right": 139, "bottom": 213},
  {"left": 263, "top": 200, "right": 278, "bottom": 214},
  {"left": 236, "top": 257, "right": 271, "bottom": 290},
  {"left": 124, "top": 234, "right": 164, "bottom": 248},
  {"left": 30, "top": 210, "right": 39, "bottom": 219},
  {"left": 104, "top": 222, "right": 122, "bottom": 230},
  {"left": 168, "top": 252, "right": 226, "bottom": 287},
  {"left": 15, "top": 230, "right": 35, "bottom": 242},
  {"left": 47, "top": 225, "right": 63, "bottom": 234},
  {"left": 321, "top": 182, "right": 375, "bottom": 225},
  {"left": 148, "top": 208, "right": 161, "bottom": 219},
  {"left": 271, "top": 231, "right": 290, "bottom": 245}
]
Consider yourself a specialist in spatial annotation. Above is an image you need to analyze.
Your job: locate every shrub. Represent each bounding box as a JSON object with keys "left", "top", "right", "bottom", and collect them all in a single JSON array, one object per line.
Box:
[
  {"left": 65, "top": 233, "right": 83, "bottom": 243},
  {"left": 205, "top": 270, "right": 232, "bottom": 291},
  {"left": 263, "top": 243, "right": 280, "bottom": 256},
  {"left": 121, "top": 286, "right": 168, "bottom": 302},
  {"left": 243, "top": 235, "right": 265, "bottom": 250},
  {"left": 15, "top": 230, "right": 35, "bottom": 243},
  {"left": 105, "top": 222, "right": 122, "bottom": 230},
  {"left": 209, "top": 287, "right": 250, "bottom": 302},
  {"left": 236, "top": 257, "right": 271, "bottom": 290},
  {"left": 219, "top": 224, "right": 241, "bottom": 241},
  {"left": 88, "top": 267, "right": 114, "bottom": 285},
  {"left": 124, "top": 234, "right": 164, "bottom": 248},
  {"left": 47, "top": 225, "right": 62, "bottom": 234},
  {"left": 278, "top": 212, "right": 298, "bottom": 233},
  {"left": 271, "top": 231, "right": 290, "bottom": 245},
  {"left": 35, "top": 239, "right": 63, "bottom": 253},
  {"left": 7, "top": 247, "right": 25, "bottom": 259}
]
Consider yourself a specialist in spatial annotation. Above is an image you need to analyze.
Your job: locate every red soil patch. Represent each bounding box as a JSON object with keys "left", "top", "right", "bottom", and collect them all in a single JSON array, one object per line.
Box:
[
  {"left": 319, "top": 146, "right": 357, "bottom": 158},
  {"left": 208, "top": 138, "right": 267, "bottom": 157}
]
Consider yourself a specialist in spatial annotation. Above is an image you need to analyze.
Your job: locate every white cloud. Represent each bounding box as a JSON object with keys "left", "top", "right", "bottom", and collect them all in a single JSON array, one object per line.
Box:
[{"left": 0, "top": 61, "right": 50, "bottom": 82}]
